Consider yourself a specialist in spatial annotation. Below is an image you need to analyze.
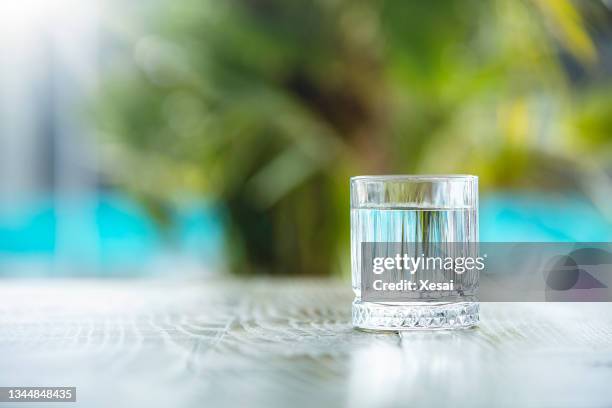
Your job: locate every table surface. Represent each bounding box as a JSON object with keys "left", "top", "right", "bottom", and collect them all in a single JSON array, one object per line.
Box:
[{"left": 0, "top": 279, "right": 611, "bottom": 408}]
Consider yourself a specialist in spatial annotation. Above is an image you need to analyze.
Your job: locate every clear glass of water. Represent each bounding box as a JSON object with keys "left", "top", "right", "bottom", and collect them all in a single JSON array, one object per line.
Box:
[{"left": 351, "top": 175, "right": 479, "bottom": 330}]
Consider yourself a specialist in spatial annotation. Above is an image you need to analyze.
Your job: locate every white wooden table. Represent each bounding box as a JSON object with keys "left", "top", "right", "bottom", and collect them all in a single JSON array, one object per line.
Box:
[{"left": 0, "top": 279, "right": 611, "bottom": 407}]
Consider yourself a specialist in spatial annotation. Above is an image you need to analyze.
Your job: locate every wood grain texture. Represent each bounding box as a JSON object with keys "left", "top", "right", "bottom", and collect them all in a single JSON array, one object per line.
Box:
[{"left": 0, "top": 279, "right": 611, "bottom": 408}]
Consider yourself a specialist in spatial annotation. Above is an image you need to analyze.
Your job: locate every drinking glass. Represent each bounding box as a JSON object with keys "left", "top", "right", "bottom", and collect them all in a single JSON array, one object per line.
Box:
[{"left": 351, "top": 175, "right": 479, "bottom": 330}]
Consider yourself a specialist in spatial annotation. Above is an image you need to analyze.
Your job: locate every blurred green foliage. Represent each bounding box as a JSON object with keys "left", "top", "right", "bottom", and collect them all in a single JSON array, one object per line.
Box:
[{"left": 96, "top": 0, "right": 612, "bottom": 275}]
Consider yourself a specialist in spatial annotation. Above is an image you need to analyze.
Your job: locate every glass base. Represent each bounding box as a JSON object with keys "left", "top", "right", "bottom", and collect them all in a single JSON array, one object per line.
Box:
[{"left": 352, "top": 299, "right": 479, "bottom": 331}]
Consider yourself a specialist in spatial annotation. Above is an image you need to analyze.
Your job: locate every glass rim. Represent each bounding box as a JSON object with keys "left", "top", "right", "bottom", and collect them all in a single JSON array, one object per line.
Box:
[
  {"left": 351, "top": 174, "right": 477, "bottom": 182},
  {"left": 350, "top": 174, "right": 478, "bottom": 209}
]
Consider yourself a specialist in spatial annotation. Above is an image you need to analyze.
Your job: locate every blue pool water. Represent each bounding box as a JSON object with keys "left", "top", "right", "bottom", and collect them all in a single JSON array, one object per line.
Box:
[
  {"left": 0, "top": 194, "right": 224, "bottom": 275},
  {"left": 0, "top": 191, "right": 610, "bottom": 276}
]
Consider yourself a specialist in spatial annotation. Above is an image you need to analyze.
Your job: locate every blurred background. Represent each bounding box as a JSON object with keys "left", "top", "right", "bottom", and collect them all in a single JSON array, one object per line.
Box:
[{"left": 1, "top": 0, "right": 612, "bottom": 278}]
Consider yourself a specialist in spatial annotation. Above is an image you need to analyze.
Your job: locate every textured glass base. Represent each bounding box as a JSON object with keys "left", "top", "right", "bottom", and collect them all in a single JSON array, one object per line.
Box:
[{"left": 352, "top": 299, "right": 479, "bottom": 331}]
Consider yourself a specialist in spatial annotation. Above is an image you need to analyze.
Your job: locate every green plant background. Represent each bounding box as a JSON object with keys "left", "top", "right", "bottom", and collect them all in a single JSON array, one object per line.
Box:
[{"left": 95, "top": 0, "right": 612, "bottom": 276}]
